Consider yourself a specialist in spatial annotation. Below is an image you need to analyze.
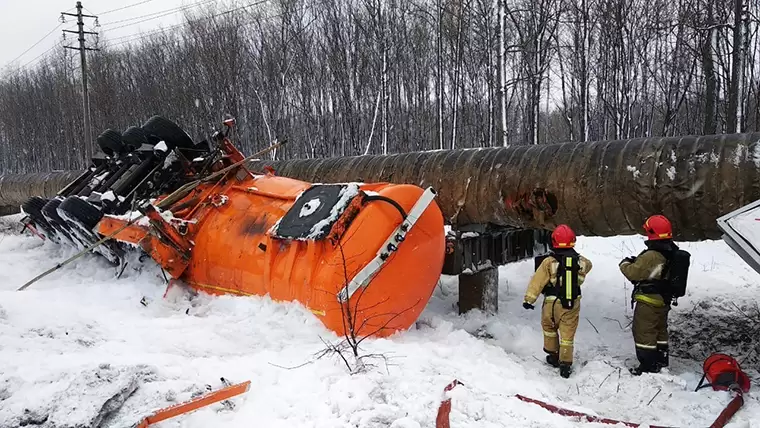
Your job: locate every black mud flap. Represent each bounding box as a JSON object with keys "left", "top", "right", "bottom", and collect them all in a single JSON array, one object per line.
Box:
[{"left": 270, "top": 184, "right": 361, "bottom": 241}]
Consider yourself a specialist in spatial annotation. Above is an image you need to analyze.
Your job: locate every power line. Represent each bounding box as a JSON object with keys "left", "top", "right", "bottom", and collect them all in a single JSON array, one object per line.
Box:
[
  {"left": 82, "top": 5, "right": 98, "bottom": 17},
  {"left": 97, "top": 0, "right": 154, "bottom": 16},
  {"left": 20, "top": 41, "right": 63, "bottom": 69},
  {"left": 107, "top": 0, "right": 320, "bottom": 50},
  {"left": 18, "top": 25, "right": 79, "bottom": 70},
  {"left": 107, "top": 8, "right": 206, "bottom": 31},
  {"left": 14, "top": 0, "right": 269, "bottom": 70},
  {"left": 109, "top": 23, "right": 186, "bottom": 46},
  {"left": 106, "top": 0, "right": 270, "bottom": 47},
  {"left": 100, "top": 0, "right": 217, "bottom": 27},
  {"left": 3, "top": 23, "right": 63, "bottom": 69}
]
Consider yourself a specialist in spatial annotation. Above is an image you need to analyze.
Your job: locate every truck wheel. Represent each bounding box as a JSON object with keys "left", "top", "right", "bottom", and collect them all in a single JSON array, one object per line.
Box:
[
  {"left": 41, "top": 197, "right": 81, "bottom": 248},
  {"left": 21, "top": 196, "right": 58, "bottom": 241},
  {"left": 97, "top": 129, "right": 127, "bottom": 157},
  {"left": 57, "top": 196, "right": 122, "bottom": 265},
  {"left": 142, "top": 115, "right": 194, "bottom": 149},
  {"left": 58, "top": 196, "right": 103, "bottom": 231},
  {"left": 22, "top": 196, "right": 50, "bottom": 223},
  {"left": 121, "top": 126, "right": 148, "bottom": 151}
]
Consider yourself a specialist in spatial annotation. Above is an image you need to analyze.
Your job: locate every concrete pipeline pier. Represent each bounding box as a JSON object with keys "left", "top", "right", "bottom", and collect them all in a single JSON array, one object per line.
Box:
[{"left": 2, "top": 133, "right": 760, "bottom": 241}]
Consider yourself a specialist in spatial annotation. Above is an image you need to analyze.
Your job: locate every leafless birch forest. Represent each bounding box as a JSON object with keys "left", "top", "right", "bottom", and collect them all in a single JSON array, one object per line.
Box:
[{"left": 0, "top": 0, "right": 758, "bottom": 173}]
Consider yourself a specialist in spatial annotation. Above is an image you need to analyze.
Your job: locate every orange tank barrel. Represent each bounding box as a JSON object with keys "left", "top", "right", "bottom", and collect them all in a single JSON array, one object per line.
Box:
[{"left": 98, "top": 173, "right": 445, "bottom": 338}]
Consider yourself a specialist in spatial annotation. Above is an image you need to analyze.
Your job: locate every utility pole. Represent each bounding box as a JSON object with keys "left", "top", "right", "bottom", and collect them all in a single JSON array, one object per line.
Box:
[{"left": 61, "top": 2, "right": 98, "bottom": 160}]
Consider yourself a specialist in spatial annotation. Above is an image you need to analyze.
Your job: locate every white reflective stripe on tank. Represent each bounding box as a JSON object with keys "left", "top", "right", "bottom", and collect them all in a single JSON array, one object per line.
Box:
[{"left": 337, "top": 187, "right": 437, "bottom": 303}]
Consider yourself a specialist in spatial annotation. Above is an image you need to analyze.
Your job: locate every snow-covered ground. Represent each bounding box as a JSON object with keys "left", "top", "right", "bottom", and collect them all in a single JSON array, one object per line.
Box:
[{"left": 1, "top": 213, "right": 759, "bottom": 427}]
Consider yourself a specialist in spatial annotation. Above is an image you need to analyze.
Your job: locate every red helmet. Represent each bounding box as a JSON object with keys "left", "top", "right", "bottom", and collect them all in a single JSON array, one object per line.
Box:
[
  {"left": 551, "top": 224, "right": 576, "bottom": 248},
  {"left": 643, "top": 215, "right": 672, "bottom": 240}
]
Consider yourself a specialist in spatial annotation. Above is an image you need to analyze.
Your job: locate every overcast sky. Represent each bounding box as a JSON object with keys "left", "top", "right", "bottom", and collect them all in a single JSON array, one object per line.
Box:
[{"left": 0, "top": 0, "right": 217, "bottom": 72}]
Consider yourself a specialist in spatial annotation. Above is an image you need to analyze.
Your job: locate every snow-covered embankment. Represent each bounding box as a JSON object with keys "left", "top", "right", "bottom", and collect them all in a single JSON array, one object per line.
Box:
[{"left": 1, "top": 214, "right": 758, "bottom": 427}]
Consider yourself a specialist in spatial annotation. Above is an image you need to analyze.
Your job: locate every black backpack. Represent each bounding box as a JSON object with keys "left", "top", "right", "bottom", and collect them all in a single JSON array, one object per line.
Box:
[
  {"left": 664, "top": 249, "right": 691, "bottom": 299},
  {"left": 637, "top": 246, "right": 691, "bottom": 300},
  {"left": 534, "top": 253, "right": 582, "bottom": 309}
]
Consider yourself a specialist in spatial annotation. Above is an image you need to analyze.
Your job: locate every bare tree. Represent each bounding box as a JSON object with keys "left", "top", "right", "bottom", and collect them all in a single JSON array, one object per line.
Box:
[
  {"left": 498, "top": 0, "right": 508, "bottom": 146},
  {"left": 0, "top": 0, "right": 758, "bottom": 174},
  {"left": 727, "top": 0, "right": 749, "bottom": 132}
]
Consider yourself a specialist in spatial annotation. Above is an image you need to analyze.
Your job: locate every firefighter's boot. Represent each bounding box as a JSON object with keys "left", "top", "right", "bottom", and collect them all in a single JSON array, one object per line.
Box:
[
  {"left": 559, "top": 363, "right": 572, "bottom": 379},
  {"left": 630, "top": 364, "right": 661, "bottom": 376},
  {"left": 630, "top": 348, "right": 660, "bottom": 376},
  {"left": 657, "top": 343, "right": 669, "bottom": 368},
  {"left": 546, "top": 352, "right": 559, "bottom": 368}
]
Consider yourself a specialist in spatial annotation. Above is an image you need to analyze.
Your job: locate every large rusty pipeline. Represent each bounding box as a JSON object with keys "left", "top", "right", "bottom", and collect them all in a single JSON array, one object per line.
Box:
[
  {"left": 0, "top": 171, "right": 85, "bottom": 209},
  {"left": 2, "top": 133, "right": 760, "bottom": 240},
  {"left": 247, "top": 133, "right": 760, "bottom": 241}
]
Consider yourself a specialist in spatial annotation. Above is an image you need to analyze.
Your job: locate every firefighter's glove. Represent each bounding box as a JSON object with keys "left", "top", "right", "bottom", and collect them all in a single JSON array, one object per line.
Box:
[
  {"left": 619, "top": 256, "right": 635, "bottom": 266},
  {"left": 522, "top": 302, "right": 535, "bottom": 310}
]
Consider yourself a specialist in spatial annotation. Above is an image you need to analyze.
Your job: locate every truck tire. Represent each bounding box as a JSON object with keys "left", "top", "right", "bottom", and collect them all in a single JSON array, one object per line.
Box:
[
  {"left": 22, "top": 196, "right": 49, "bottom": 223},
  {"left": 57, "top": 195, "right": 122, "bottom": 265},
  {"left": 41, "top": 197, "right": 81, "bottom": 248},
  {"left": 142, "top": 115, "right": 194, "bottom": 149},
  {"left": 121, "top": 126, "right": 148, "bottom": 151},
  {"left": 21, "top": 196, "right": 58, "bottom": 241},
  {"left": 97, "top": 129, "right": 127, "bottom": 157},
  {"left": 59, "top": 196, "right": 103, "bottom": 231}
]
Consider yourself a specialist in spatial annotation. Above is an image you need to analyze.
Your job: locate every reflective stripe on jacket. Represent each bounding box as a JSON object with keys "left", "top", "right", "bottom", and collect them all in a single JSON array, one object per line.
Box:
[
  {"left": 524, "top": 254, "right": 593, "bottom": 305},
  {"left": 619, "top": 250, "right": 668, "bottom": 307}
]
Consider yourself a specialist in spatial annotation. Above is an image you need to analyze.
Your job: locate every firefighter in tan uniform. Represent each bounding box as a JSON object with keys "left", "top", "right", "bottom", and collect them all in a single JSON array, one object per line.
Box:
[
  {"left": 619, "top": 214, "right": 683, "bottom": 376},
  {"left": 522, "top": 224, "right": 592, "bottom": 378}
]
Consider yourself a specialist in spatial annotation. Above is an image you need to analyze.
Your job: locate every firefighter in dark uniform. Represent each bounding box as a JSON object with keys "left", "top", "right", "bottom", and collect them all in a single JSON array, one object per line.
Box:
[
  {"left": 523, "top": 224, "right": 593, "bottom": 378},
  {"left": 619, "top": 215, "right": 678, "bottom": 375}
]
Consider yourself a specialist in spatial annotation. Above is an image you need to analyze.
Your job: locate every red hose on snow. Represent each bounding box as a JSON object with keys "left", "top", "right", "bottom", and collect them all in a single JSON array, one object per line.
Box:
[
  {"left": 435, "top": 352, "right": 750, "bottom": 428},
  {"left": 515, "top": 391, "right": 745, "bottom": 428},
  {"left": 514, "top": 394, "right": 672, "bottom": 427},
  {"left": 709, "top": 387, "right": 744, "bottom": 428},
  {"left": 435, "top": 380, "right": 463, "bottom": 428},
  {"left": 432, "top": 381, "right": 670, "bottom": 428}
]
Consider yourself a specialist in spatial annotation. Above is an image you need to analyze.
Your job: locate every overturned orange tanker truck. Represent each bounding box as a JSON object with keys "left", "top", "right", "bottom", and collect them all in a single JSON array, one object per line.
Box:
[{"left": 17, "top": 116, "right": 453, "bottom": 338}]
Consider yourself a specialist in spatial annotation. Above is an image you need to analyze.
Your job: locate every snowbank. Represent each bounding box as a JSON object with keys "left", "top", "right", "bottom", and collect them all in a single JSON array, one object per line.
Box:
[{"left": 0, "top": 225, "right": 758, "bottom": 427}]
